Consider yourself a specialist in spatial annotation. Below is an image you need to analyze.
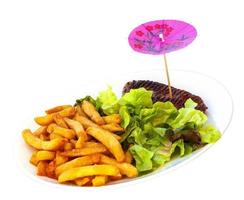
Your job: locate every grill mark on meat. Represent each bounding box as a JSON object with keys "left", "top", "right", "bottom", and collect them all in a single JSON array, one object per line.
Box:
[{"left": 122, "top": 80, "right": 207, "bottom": 112}]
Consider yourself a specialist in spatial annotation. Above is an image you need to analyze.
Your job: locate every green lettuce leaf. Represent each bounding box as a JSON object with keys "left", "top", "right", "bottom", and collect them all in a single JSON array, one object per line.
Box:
[
  {"left": 152, "top": 101, "right": 177, "bottom": 126},
  {"left": 142, "top": 123, "right": 167, "bottom": 149},
  {"left": 119, "top": 88, "right": 153, "bottom": 109},
  {"left": 184, "top": 143, "right": 193, "bottom": 155},
  {"left": 184, "top": 98, "right": 198, "bottom": 108},
  {"left": 119, "top": 106, "right": 131, "bottom": 129},
  {"left": 138, "top": 101, "right": 177, "bottom": 126},
  {"left": 129, "top": 144, "right": 154, "bottom": 172},
  {"left": 168, "top": 99, "right": 207, "bottom": 129},
  {"left": 96, "top": 86, "right": 119, "bottom": 115},
  {"left": 199, "top": 124, "right": 221, "bottom": 143},
  {"left": 128, "top": 127, "right": 146, "bottom": 146},
  {"left": 120, "top": 119, "right": 138, "bottom": 143},
  {"left": 152, "top": 139, "right": 185, "bottom": 167}
]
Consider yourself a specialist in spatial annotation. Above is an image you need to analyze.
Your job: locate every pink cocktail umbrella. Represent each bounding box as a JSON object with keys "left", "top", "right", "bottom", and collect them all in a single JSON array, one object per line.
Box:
[{"left": 128, "top": 19, "right": 197, "bottom": 98}]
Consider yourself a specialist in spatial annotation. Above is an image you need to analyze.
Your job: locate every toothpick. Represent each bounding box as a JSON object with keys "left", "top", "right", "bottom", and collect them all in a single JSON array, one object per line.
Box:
[{"left": 163, "top": 54, "right": 173, "bottom": 99}]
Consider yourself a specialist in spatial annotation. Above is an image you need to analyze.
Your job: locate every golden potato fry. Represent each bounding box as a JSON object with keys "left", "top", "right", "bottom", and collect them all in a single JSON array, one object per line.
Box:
[
  {"left": 70, "top": 139, "right": 77, "bottom": 145},
  {"left": 103, "top": 114, "right": 122, "bottom": 124},
  {"left": 35, "top": 150, "right": 55, "bottom": 162},
  {"left": 49, "top": 132, "right": 64, "bottom": 140},
  {"left": 53, "top": 114, "right": 68, "bottom": 128},
  {"left": 52, "top": 125, "right": 76, "bottom": 139},
  {"left": 55, "top": 154, "right": 101, "bottom": 176},
  {"left": 110, "top": 173, "right": 123, "bottom": 181},
  {"left": 125, "top": 150, "right": 133, "bottom": 164},
  {"left": 39, "top": 133, "right": 49, "bottom": 141},
  {"left": 75, "top": 136, "right": 85, "bottom": 149},
  {"left": 84, "top": 141, "right": 107, "bottom": 148},
  {"left": 92, "top": 175, "right": 108, "bottom": 186},
  {"left": 81, "top": 100, "right": 105, "bottom": 125},
  {"left": 101, "top": 123, "right": 124, "bottom": 132},
  {"left": 22, "top": 129, "right": 65, "bottom": 150},
  {"left": 47, "top": 123, "right": 56, "bottom": 133},
  {"left": 64, "top": 118, "right": 87, "bottom": 142},
  {"left": 75, "top": 105, "right": 87, "bottom": 117},
  {"left": 109, "top": 132, "right": 121, "bottom": 141},
  {"left": 74, "top": 114, "right": 99, "bottom": 129},
  {"left": 60, "top": 146, "right": 107, "bottom": 157},
  {"left": 37, "top": 161, "right": 48, "bottom": 176},
  {"left": 86, "top": 127, "right": 125, "bottom": 162},
  {"left": 45, "top": 105, "right": 72, "bottom": 114},
  {"left": 46, "top": 160, "right": 56, "bottom": 179},
  {"left": 34, "top": 114, "right": 54, "bottom": 126},
  {"left": 30, "top": 151, "right": 38, "bottom": 165},
  {"left": 58, "top": 164, "right": 119, "bottom": 183},
  {"left": 33, "top": 126, "right": 47, "bottom": 137},
  {"left": 64, "top": 142, "right": 74, "bottom": 151},
  {"left": 74, "top": 177, "right": 91, "bottom": 186},
  {"left": 100, "top": 155, "right": 138, "bottom": 178},
  {"left": 58, "top": 107, "right": 76, "bottom": 118},
  {"left": 56, "top": 152, "right": 68, "bottom": 166}
]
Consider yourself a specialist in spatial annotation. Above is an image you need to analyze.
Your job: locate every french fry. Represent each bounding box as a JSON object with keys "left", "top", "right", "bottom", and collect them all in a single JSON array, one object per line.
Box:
[
  {"left": 64, "top": 118, "right": 87, "bottom": 145},
  {"left": 55, "top": 152, "right": 68, "bottom": 166},
  {"left": 100, "top": 155, "right": 138, "bottom": 178},
  {"left": 60, "top": 146, "right": 107, "bottom": 157},
  {"left": 58, "top": 107, "right": 76, "bottom": 118},
  {"left": 82, "top": 100, "right": 105, "bottom": 125},
  {"left": 52, "top": 125, "right": 76, "bottom": 139},
  {"left": 92, "top": 175, "right": 108, "bottom": 186},
  {"left": 101, "top": 123, "right": 124, "bottom": 132},
  {"left": 47, "top": 123, "right": 56, "bottom": 133},
  {"left": 109, "top": 132, "right": 121, "bottom": 141},
  {"left": 45, "top": 105, "right": 72, "bottom": 114},
  {"left": 49, "top": 132, "right": 64, "bottom": 140},
  {"left": 37, "top": 161, "right": 48, "bottom": 176},
  {"left": 110, "top": 173, "right": 123, "bottom": 181},
  {"left": 39, "top": 133, "right": 49, "bottom": 141},
  {"left": 70, "top": 139, "right": 77, "bottom": 145},
  {"left": 86, "top": 127, "right": 125, "bottom": 162},
  {"left": 84, "top": 141, "right": 108, "bottom": 148},
  {"left": 35, "top": 150, "right": 55, "bottom": 162},
  {"left": 74, "top": 114, "right": 99, "bottom": 129},
  {"left": 103, "top": 114, "right": 122, "bottom": 124},
  {"left": 53, "top": 114, "right": 68, "bottom": 128},
  {"left": 55, "top": 154, "right": 101, "bottom": 176},
  {"left": 22, "top": 129, "right": 65, "bottom": 150},
  {"left": 30, "top": 151, "right": 38, "bottom": 165},
  {"left": 33, "top": 126, "right": 47, "bottom": 137},
  {"left": 75, "top": 136, "right": 85, "bottom": 149},
  {"left": 74, "top": 177, "right": 91, "bottom": 186},
  {"left": 34, "top": 114, "right": 54, "bottom": 126},
  {"left": 125, "top": 150, "right": 133, "bottom": 164},
  {"left": 75, "top": 105, "right": 87, "bottom": 117},
  {"left": 58, "top": 164, "right": 120, "bottom": 183},
  {"left": 64, "top": 142, "right": 74, "bottom": 151},
  {"left": 46, "top": 160, "right": 56, "bottom": 179}
]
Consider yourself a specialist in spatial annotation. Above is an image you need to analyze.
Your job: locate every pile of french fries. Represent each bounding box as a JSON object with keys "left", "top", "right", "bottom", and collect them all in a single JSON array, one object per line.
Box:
[{"left": 22, "top": 100, "right": 138, "bottom": 186}]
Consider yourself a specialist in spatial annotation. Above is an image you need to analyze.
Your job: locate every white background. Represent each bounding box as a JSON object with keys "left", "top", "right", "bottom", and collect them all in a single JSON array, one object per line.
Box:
[{"left": 0, "top": 0, "right": 243, "bottom": 199}]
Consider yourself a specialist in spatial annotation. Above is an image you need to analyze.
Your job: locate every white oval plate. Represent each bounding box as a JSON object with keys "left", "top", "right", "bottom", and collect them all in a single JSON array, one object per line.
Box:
[{"left": 15, "top": 69, "right": 233, "bottom": 188}]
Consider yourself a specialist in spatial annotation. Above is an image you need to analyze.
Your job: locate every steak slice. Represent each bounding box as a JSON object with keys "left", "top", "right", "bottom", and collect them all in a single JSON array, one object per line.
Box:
[{"left": 122, "top": 80, "right": 207, "bottom": 112}]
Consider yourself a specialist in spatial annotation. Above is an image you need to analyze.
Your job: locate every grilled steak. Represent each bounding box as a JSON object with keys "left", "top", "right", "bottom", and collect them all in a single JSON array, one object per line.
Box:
[{"left": 123, "top": 80, "right": 207, "bottom": 112}]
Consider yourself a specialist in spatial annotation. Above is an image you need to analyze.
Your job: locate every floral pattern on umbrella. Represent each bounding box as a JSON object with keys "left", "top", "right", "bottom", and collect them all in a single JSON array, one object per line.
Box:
[{"left": 128, "top": 20, "right": 197, "bottom": 55}]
